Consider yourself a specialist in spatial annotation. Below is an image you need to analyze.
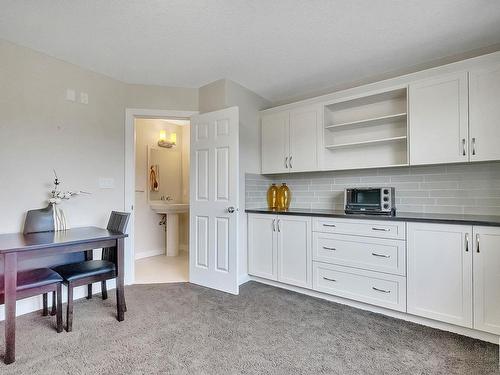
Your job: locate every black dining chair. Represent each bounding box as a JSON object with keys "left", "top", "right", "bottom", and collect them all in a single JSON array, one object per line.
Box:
[
  {"left": 0, "top": 268, "right": 63, "bottom": 333},
  {"left": 52, "top": 211, "right": 130, "bottom": 331}
]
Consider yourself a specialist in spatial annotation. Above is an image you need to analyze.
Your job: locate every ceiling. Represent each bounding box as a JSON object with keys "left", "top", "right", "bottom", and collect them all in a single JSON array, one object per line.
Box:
[{"left": 1, "top": 1, "right": 500, "bottom": 103}]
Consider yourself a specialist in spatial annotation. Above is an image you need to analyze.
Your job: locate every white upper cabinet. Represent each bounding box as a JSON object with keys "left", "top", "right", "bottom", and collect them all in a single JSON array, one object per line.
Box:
[
  {"left": 473, "top": 226, "right": 500, "bottom": 335},
  {"left": 261, "top": 106, "right": 319, "bottom": 174},
  {"left": 288, "top": 106, "right": 319, "bottom": 173},
  {"left": 469, "top": 63, "right": 500, "bottom": 162},
  {"left": 261, "top": 111, "right": 289, "bottom": 174},
  {"left": 409, "top": 72, "right": 469, "bottom": 165},
  {"left": 407, "top": 222, "right": 473, "bottom": 328}
]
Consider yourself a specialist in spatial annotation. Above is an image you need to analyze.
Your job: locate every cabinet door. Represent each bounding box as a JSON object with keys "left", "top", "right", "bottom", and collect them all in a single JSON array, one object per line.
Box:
[
  {"left": 289, "top": 106, "right": 319, "bottom": 172},
  {"left": 407, "top": 222, "right": 473, "bottom": 327},
  {"left": 261, "top": 111, "right": 289, "bottom": 174},
  {"left": 409, "top": 72, "right": 469, "bottom": 165},
  {"left": 469, "top": 64, "right": 500, "bottom": 162},
  {"left": 473, "top": 226, "right": 500, "bottom": 335},
  {"left": 277, "top": 216, "right": 312, "bottom": 288},
  {"left": 248, "top": 214, "right": 277, "bottom": 280}
]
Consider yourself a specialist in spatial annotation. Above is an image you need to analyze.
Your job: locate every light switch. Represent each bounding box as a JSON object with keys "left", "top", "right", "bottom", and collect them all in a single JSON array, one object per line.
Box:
[
  {"left": 99, "top": 178, "right": 115, "bottom": 189},
  {"left": 80, "top": 92, "right": 89, "bottom": 105},
  {"left": 66, "top": 89, "right": 76, "bottom": 102}
]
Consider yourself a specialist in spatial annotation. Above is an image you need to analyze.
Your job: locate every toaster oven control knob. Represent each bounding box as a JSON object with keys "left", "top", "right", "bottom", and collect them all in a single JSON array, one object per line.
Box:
[
  {"left": 383, "top": 196, "right": 389, "bottom": 202},
  {"left": 383, "top": 189, "right": 389, "bottom": 194},
  {"left": 383, "top": 204, "right": 390, "bottom": 209}
]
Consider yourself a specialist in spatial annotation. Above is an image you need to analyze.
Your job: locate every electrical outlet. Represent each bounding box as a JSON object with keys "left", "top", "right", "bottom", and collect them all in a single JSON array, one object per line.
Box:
[
  {"left": 66, "top": 89, "right": 76, "bottom": 102},
  {"left": 80, "top": 92, "right": 89, "bottom": 105}
]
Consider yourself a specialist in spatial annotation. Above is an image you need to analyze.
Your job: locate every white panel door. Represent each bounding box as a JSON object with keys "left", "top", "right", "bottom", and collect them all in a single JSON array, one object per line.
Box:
[
  {"left": 473, "top": 226, "right": 500, "bottom": 335},
  {"left": 261, "top": 111, "right": 289, "bottom": 174},
  {"left": 189, "top": 107, "right": 239, "bottom": 294},
  {"left": 409, "top": 72, "right": 469, "bottom": 165},
  {"left": 277, "top": 216, "right": 312, "bottom": 288},
  {"left": 248, "top": 214, "right": 277, "bottom": 280},
  {"left": 469, "top": 64, "right": 500, "bottom": 162},
  {"left": 407, "top": 223, "right": 473, "bottom": 327},
  {"left": 289, "top": 106, "right": 319, "bottom": 172}
]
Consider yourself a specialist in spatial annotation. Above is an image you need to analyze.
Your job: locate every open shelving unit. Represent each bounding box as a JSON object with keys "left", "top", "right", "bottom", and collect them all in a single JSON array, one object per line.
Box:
[{"left": 323, "top": 88, "right": 408, "bottom": 170}]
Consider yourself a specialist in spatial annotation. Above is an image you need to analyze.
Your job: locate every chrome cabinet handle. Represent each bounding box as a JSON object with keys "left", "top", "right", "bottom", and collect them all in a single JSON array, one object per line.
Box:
[
  {"left": 289, "top": 156, "right": 293, "bottom": 169},
  {"left": 323, "top": 246, "right": 336, "bottom": 251},
  {"left": 372, "top": 252, "right": 390, "bottom": 258},
  {"left": 323, "top": 277, "right": 337, "bottom": 282},
  {"left": 285, "top": 156, "right": 288, "bottom": 169},
  {"left": 372, "top": 227, "right": 389, "bottom": 232},
  {"left": 372, "top": 287, "right": 391, "bottom": 293},
  {"left": 272, "top": 219, "right": 276, "bottom": 232},
  {"left": 323, "top": 224, "right": 336, "bottom": 227},
  {"left": 277, "top": 219, "right": 281, "bottom": 232},
  {"left": 462, "top": 138, "right": 466, "bottom": 156},
  {"left": 465, "top": 233, "right": 469, "bottom": 252},
  {"left": 472, "top": 137, "right": 476, "bottom": 156},
  {"left": 476, "top": 233, "right": 480, "bottom": 253}
]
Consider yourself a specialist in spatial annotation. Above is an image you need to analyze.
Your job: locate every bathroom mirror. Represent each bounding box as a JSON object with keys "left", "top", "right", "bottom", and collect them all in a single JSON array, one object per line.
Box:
[{"left": 148, "top": 146, "right": 182, "bottom": 202}]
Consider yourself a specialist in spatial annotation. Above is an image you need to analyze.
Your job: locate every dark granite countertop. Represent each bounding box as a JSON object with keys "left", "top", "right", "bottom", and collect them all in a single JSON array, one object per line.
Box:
[{"left": 245, "top": 208, "right": 500, "bottom": 227}]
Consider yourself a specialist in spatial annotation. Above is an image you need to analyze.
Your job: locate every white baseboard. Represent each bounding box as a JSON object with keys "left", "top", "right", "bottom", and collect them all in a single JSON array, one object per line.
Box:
[
  {"left": 238, "top": 273, "right": 251, "bottom": 286},
  {"left": 248, "top": 276, "right": 500, "bottom": 344},
  {"left": 135, "top": 249, "right": 165, "bottom": 260}
]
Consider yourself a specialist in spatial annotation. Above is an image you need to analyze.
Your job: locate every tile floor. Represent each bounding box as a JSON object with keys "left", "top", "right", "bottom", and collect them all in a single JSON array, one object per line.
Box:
[{"left": 134, "top": 252, "right": 188, "bottom": 284}]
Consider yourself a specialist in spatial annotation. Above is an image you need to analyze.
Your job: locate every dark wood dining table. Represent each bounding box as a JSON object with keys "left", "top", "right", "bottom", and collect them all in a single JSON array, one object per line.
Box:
[{"left": 0, "top": 226, "right": 127, "bottom": 364}]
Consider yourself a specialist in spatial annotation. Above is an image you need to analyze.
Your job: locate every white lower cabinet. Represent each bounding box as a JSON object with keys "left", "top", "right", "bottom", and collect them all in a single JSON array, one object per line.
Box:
[
  {"left": 277, "top": 216, "right": 312, "bottom": 288},
  {"left": 248, "top": 214, "right": 311, "bottom": 288},
  {"left": 407, "top": 222, "right": 473, "bottom": 328},
  {"left": 313, "top": 262, "right": 406, "bottom": 312},
  {"left": 473, "top": 226, "right": 500, "bottom": 335},
  {"left": 248, "top": 214, "right": 277, "bottom": 280}
]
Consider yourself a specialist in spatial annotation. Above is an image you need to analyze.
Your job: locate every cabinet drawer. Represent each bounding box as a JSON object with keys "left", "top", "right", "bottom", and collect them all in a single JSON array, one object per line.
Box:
[
  {"left": 313, "top": 217, "right": 405, "bottom": 240},
  {"left": 313, "top": 262, "right": 407, "bottom": 312},
  {"left": 313, "top": 232, "right": 406, "bottom": 276}
]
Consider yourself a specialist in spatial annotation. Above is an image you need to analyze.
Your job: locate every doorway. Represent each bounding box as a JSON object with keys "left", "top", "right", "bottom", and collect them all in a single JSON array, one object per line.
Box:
[{"left": 124, "top": 109, "right": 197, "bottom": 285}]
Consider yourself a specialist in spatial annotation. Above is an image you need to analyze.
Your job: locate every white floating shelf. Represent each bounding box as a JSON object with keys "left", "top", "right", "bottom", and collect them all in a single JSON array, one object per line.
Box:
[
  {"left": 325, "top": 112, "right": 407, "bottom": 130},
  {"left": 325, "top": 136, "right": 407, "bottom": 150}
]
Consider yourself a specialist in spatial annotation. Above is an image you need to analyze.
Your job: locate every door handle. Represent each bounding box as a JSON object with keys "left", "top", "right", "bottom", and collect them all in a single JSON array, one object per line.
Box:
[
  {"left": 272, "top": 219, "right": 276, "bottom": 232},
  {"left": 472, "top": 137, "right": 476, "bottom": 156},
  {"left": 227, "top": 206, "right": 237, "bottom": 213},
  {"left": 322, "top": 246, "right": 336, "bottom": 251},
  {"left": 323, "top": 277, "right": 337, "bottom": 282},
  {"left": 476, "top": 233, "right": 480, "bottom": 253},
  {"left": 323, "top": 224, "right": 336, "bottom": 228},
  {"left": 289, "top": 156, "right": 293, "bottom": 169},
  {"left": 371, "top": 252, "right": 390, "bottom": 258},
  {"left": 372, "top": 287, "right": 391, "bottom": 294},
  {"left": 465, "top": 233, "right": 469, "bottom": 252},
  {"left": 285, "top": 156, "right": 288, "bottom": 169},
  {"left": 462, "top": 138, "right": 466, "bottom": 156},
  {"left": 277, "top": 219, "right": 281, "bottom": 232},
  {"left": 372, "top": 227, "right": 389, "bottom": 232}
]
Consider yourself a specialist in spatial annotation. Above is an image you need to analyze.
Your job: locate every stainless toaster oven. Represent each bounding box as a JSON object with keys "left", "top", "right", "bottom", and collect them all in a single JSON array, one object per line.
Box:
[{"left": 344, "top": 187, "right": 395, "bottom": 215}]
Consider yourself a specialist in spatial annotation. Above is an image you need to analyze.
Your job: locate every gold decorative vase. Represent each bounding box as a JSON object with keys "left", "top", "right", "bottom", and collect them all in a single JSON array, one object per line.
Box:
[
  {"left": 277, "top": 183, "right": 291, "bottom": 210},
  {"left": 267, "top": 183, "right": 278, "bottom": 209}
]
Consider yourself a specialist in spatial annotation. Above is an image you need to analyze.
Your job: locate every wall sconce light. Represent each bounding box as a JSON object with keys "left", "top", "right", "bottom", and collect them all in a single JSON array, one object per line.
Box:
[{"left": 158, "top": 130, "right": 176, "bottom": 148}]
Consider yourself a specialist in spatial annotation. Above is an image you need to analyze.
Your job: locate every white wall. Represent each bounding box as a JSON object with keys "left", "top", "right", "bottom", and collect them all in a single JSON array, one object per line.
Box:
[
  {"left": 0, "top": 39, "right": 198, "bottom": 319},
  {"left": 198, "top": 79, "right": 270, "bottom": 284},
  {"left": 134, "top": 119, "right": 189, "bottom": 259}
]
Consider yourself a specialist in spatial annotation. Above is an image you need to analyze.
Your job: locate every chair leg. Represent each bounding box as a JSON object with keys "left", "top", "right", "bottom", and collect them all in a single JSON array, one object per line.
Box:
[
  {"left": 50, "top": 290, "right": 57, "bottom": 316},
  {"left": 101, "top": 280, "right": 108, "bottom": 300},
  {"left": 56, "top": 284, "right": 63, "bottom": 333},
  {"left": 42, "top": 293, "right": 48, "bottom": 316},
  {"left": 87, "top": 283, "right": 92, "bottom": 299},
  {"left": 66, "top": 284, "right": 74, "bottom": 332},
  {"left": 122, "top": 289, "right": 127, "bottom": 313}
]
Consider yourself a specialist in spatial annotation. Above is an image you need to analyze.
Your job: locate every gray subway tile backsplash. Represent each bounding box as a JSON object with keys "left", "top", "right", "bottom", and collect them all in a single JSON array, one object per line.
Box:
[{"left": 245, "top": 162, "right": 500, "bottom": 215}]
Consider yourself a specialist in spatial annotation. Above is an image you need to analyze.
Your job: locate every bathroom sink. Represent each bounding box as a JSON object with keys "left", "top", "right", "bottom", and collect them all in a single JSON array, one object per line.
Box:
[{"left": 150, "top": 203, "right": 189, "bottom": 214}]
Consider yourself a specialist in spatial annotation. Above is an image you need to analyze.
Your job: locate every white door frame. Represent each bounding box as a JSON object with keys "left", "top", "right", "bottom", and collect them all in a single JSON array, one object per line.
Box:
[{"left": 124, "top": 108, "right": 198, "bottom": 285}]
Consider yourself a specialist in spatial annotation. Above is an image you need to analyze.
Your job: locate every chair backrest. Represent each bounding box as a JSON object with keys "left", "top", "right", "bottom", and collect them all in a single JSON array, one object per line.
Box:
[
  {"left": 107, "top": 211, "right": 130, "bottom": 234},
  {"left": 102, "top": 211, "right": 130, "bottom": 263}
]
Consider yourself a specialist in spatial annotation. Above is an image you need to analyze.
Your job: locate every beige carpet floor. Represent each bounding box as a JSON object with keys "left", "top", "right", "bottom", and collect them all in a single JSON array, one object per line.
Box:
[{"left": 0, "top": 281, "right": 498, "bottom": 374}]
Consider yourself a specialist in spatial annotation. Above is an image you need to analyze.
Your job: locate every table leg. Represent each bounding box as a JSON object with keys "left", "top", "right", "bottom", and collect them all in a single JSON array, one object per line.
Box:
[
  {"left": 4, "top": 252, "right": 17, "bottom": 364},
  {"left": 116, "top": 238, "right": 125, "bottom": 321}
]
